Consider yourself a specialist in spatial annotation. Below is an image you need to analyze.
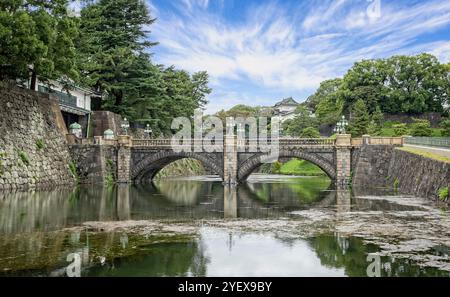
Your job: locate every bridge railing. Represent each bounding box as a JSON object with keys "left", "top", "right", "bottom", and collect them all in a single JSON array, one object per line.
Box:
[
  {"left": 369, "top": 137, "right": 404, "bottom": 146},
  {"left": 73, "top": 136, "right": 406, "bottom": 148},
  {"left": 404, "top": 137, "right": 450, "bottom": 148},
  {"left": 277, "top": 138, "right": 335, "bottom": 146},
  {"left": 132, "top": 139, "right": 173, "bottom": 147},
  {"left": 351, "top": 138, "right": 363, "bottom": 146},
  {"left": 350, "top": 136, "right": 404, "bottom": 147},
  {"left": 131, "top": 137, "right": 336, "bottom": 148}
]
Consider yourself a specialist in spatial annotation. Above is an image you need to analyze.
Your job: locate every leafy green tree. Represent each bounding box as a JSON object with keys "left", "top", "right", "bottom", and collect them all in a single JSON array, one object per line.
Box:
[
  {"left": 315, "top": 95, "right": 344, "bottom": 126},
  {"left": 392, "top": 123, "right": 409, "bottom": 136},
  {"left": 338, "top": 54, "right": 449, "bottom": 114},
  {"left": 341, "top": 59, "right": 389, "bottom": 113},
  {"left": 300, "top": 127, "right": 321, "bottom": 138},
  {"left": 224, "top": 105, "right": 258, "bottom": 118},
  {"left": 410, "top": 119, "right": 432, "bottom": 136},
  {"left": 348, "top": 99, "right": 370, "bottom": 137},
  {"left": 384, "top": 54, "right": 448, "bottom": 114},
  {"left": 0, "top": 0, "right": 78, "bottom": 87},
  {"left": 305, "top": 78, "right": 342, "bottom": 111},
  {"left": 441, "top": 119, "right": 450, "bottom": 137},
  {"left": 283, "top": 106, "right": 318, "bottom": 136}
]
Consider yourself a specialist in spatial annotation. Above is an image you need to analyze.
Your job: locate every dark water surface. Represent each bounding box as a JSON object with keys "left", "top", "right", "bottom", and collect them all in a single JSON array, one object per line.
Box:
[{"left": 0, "top": 175, "right": 449, "bottom": 277}]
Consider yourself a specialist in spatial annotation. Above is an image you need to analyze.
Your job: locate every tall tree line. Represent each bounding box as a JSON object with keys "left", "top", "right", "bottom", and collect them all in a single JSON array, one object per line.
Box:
[
  {"left": 307, "top": 54, "right": 449, "bottom": 125},
  {"left": 0, "top": 0, "right": 211, "bottom": 135},
  {"left": 299, "top": 54, "right": 450, "bottom": 136}
]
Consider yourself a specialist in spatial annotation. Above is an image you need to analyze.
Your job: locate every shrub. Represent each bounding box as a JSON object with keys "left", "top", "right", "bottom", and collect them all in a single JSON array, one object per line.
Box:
[
  {"left": 383, "top": 121, "right": 400, "bottom": 128},
  {"left": 393, "top": 178, "right": 400, "bottom": 191},
  {"left": 300, "top": 127, "right": 321, "bottom": 138},
  {"left": 18, "top": 151, "right": 29, "bottom": 166},
  {"left": 440, "top": 119, "right": 450, "bottom": 137},
  {"left": 438, "top": 187, "right": 449, "bottom": 202},
  {"left": 392, "top": 123, "right": 409, "bottom": 136},
  {"left": 105, "top": 173, "right": 115, "bottom": 186},
  {"left": 105, "top": 158, "right": 116, "bottom": 185},
  {"left": 410, "top": 119, "right": 432, "bottom": 136},
  {"left": 69, "top": 162, "right": 78, "bottom": 180},
  {"left": 271, "top": 161, "right": 282, "bottom": 174},
  {"left": 36, "top": 139, "right": 45, "bottom": 150},
  {"left": 367, "top": 120, "right": 381, "bottom": 136}
]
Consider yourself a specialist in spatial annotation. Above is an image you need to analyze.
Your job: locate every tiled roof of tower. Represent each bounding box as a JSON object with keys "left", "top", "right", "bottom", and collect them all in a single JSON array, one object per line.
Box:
[{"left": 274, "top": 97, "right": 298, "bottom": 107}]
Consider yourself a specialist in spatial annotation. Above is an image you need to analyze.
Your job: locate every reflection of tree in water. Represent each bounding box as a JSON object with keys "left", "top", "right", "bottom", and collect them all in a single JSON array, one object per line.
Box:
[
  {"left": 308, "top": 234, "right": 449, "bottom": 277},
  {"left": 0, "top": 188, "right": 76, "bottom": 234},
  {"left": 244, "top": 177, "right": 332, "bottom": 209},
  {"left": 189, "top": 240, "right": 210, "bottom": 276},
  {"left": 0, "top": 231, "right": 84, "bottom": 275},
  {"left": 129, "top": 181, "right": 224, "bottom": 219},
  {"left": 87, "top": 237, "right": 209, "bottom": 277},
  {"left": 153, "top": 180, "right": 204, "bottom": 205}
]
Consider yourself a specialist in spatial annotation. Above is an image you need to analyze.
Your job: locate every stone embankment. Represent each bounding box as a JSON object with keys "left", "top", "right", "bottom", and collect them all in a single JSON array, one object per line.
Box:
[
  {"left": 0, "top": 84, "right": 75, "bottom": 190},
  {"left": 353, "top": 144, "right": 450, "bottom": 201}
]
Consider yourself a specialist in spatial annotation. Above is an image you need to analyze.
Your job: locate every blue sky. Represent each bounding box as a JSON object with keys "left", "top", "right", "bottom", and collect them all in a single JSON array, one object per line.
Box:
[{"left": 145, "top": 0, "right": 450, "bottom": 114}]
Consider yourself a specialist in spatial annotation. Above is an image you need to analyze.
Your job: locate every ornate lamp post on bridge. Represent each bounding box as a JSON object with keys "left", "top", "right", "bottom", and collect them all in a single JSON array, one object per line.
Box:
[
  {"left": 121, "top": 117, "right": 130, "bottom": 135},
  {"left": 144, "top": 124, "right": 152, "bottom": 139},
  {"left": 333, "top": 115, "right": 348, "bottom": 135}
]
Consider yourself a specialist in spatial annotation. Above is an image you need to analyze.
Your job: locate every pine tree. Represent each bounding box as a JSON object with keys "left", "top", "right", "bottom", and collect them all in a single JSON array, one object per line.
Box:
[
  {"left": 371, "top": 106, "right": 384, "bottom": 128},
  {"left": 76, "top": 0, "right": 211, "bottom": 134},
  {"left": 348, "top": 99, "right": 370, "bottom": 137},
  {"left": 368, "top": 106, "right": 384, "bottom": 135},
  {"left": 77, "top": 0, "right": 157, "bottom": 107}
]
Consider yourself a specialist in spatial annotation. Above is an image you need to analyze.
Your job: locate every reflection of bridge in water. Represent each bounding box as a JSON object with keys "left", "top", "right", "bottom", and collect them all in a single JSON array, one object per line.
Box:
[{"left": 0, "top": 180, "right": 348, "bottom": 235}]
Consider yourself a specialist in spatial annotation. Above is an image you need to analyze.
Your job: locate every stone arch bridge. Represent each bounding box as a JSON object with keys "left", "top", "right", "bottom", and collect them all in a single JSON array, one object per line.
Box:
[{"left": 99, "top": 134, "right": 404, "bottom": 185}]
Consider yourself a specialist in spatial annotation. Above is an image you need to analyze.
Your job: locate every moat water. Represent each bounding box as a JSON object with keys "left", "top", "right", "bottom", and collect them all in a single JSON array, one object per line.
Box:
[{"left": 0, "top": 174, "right": 449, "bottom": 277}]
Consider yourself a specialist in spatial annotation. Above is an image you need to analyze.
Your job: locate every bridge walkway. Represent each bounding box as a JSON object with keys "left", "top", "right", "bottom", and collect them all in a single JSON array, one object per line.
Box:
[{"left": 403, "top": 144, "right": 450, "bottom": 159}]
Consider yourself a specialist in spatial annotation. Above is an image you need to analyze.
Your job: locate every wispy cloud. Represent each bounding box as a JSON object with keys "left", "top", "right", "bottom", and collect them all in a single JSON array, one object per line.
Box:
[{"left": 148, "top": 0, "right": 450, "bottom": 113}]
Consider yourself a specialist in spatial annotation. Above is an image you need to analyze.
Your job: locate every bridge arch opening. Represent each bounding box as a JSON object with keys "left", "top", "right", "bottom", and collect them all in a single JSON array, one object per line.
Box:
[
  {"left": 238, "top": 151, "right": 336, "bottom": 183},
  {"left": 132, "top": 151, "right": 223, "bottom": 183}
]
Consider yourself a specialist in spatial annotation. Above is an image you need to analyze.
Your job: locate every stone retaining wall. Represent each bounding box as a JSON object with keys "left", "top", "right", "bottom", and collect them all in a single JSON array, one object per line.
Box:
[
  {"left": 353, "top": 144, "right": 450, "bottom": 201},
  {"left": 68, "top": 145, "right": 117, "bottom": 184},
  {"left": 0, "top": 84, "right": 75, "bottom": 190},
  {"left": 353, "top": 145, "right": 394, "bottom": 189},
  {"left": 386, "top": 149, "right": 450, "bottom": 200}
]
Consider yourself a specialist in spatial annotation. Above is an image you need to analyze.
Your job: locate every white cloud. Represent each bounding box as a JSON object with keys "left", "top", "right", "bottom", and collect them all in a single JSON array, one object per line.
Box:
[{"left": 148, "top": 0, "right": 450, "bottom": 113}]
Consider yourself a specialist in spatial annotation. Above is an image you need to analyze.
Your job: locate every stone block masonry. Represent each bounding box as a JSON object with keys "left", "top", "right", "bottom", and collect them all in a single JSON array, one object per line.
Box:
[
  {"left": 0, "top": 84, "right": 75, "bottom": 190},
  {"left": 68, "top": 145, "right": 117, "bottom": 184},
  {"left": 353, "top": 144, "right": 450, "bottom": 201},
  {"left": 335, "top": 134, "right": 352, "bottom": 186},
  {"left": 386, "top": 149, "right": 450, "bottom": 200},
  {"left": 353, "top": 145, "right": 395, "bottom": 189}
]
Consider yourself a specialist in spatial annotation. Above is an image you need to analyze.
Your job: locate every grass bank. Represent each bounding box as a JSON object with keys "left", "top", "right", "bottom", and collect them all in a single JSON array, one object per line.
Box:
[
  {"left": 397, "top": 147, "right": 450, "bottom": 163},
  {"left": 275, "top": 159, "right": 326, "bottom": 176}
]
